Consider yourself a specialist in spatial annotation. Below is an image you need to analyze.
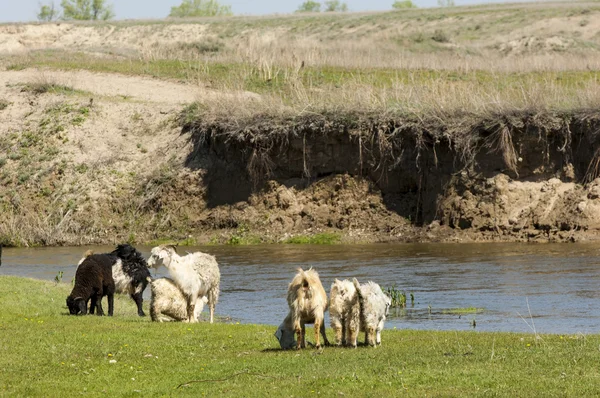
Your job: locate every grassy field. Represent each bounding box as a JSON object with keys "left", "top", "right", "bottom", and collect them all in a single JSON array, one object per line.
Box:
[
  {"left": 1, "top": 276, "right": 600, "bottom": 397},
  {"left": 3, "top": 1, "right": 600, "bottom": 118}
]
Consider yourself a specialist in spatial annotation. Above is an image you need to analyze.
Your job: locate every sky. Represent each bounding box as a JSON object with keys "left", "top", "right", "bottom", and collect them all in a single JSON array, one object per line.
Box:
[{"left": 0, "top": 0, "right": 541, "bottom": 23}]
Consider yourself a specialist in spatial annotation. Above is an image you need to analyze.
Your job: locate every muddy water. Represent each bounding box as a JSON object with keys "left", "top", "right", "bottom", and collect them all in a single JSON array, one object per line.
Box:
[{"left": 2, "top": 243, "right": 600, "bottom": 334}]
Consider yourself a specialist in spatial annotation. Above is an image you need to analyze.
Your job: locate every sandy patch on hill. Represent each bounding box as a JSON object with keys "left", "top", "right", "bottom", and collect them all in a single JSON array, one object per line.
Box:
[
  {"left": 0, "top": 69, "right": 200, "bottom": 104},
  {"left": 0, "top": 23, "right": 212, "bottom": 54}
]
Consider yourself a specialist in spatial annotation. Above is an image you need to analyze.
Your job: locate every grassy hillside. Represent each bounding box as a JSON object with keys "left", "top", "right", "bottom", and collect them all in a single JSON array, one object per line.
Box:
[
  {"left": 2, "top": 276, "right": 600, "bottom": 397},
  {"left": 2, "top": 1, "right": 600, "bottom": 117},
  {"left": 2, "top": 2, "right": 600, "bottom": 246}
]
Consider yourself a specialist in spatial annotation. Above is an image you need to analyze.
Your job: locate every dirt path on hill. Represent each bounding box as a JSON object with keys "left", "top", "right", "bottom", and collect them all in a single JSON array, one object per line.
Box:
[{"left": 0, "top": 69, "right": 201, "bottom": 104}]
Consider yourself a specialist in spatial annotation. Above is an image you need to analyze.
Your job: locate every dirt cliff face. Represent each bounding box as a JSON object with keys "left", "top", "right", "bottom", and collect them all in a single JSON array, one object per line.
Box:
[
  {"left": 183, "top": 110, "right": 600, "bottom": 243},
  {"left": 3, "top": 69, "right": 600, "bottom": 246}
]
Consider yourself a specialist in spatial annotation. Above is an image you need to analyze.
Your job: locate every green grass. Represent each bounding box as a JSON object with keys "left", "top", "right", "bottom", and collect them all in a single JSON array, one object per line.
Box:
[
  {"left": 14, "top": 81, "right": 91, "bottom": 96},
  {"left": 282, "top": 232, "right": 341, "bottom": 245},
  {"left": 7, "top": 49, "right": 600, "bottom": 116},
  {"left": 2, "top": 276, "right": 600, "bottom": 396},
  {"left": 8, "top": 51, "right": 600, "bottom": 93}
]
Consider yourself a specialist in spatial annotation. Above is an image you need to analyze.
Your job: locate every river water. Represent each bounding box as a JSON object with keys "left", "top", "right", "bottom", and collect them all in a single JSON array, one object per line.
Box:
[{"left": 1, "top": 243, "right": 600, "bottom": 334}]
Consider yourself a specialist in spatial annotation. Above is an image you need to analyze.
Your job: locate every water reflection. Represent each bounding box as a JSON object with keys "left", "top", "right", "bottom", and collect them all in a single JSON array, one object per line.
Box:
[{"left": 1, "top": 243, "right": 600, "bottom": 334}]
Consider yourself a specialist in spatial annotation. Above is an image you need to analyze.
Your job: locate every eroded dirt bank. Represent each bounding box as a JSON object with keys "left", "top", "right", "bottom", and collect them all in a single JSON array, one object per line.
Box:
[
  {"left": 2, "top": 69, "right": 600, "bottom": 246},
  {"left": 182, "top": 109, "right": 600, "bottom": 244}
]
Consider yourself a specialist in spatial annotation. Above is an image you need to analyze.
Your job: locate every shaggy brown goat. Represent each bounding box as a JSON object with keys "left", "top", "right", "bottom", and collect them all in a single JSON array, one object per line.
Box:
[{"left": 285, "top": 267, "right": 330, "bottom": 349}]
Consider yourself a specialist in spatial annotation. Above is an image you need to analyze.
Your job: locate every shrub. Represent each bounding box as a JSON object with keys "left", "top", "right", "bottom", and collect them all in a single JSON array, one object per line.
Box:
[
  {"left": 392, "top": 0, "right": 417, "bottom": 9},
  {"left": 37, "top": 2, "right": 60, "bottom": 21},
  {"left": 432, "top": 29, "right": 450, "bottom": 43},
  {"left": 324, "top": 0, "right": 348, "bottom": 12},
  {"left": 61, "top": 0, "right": 115, "bottom": 20},
  {"left": 296, "top": 0, "right": 321, "bottom": 12},
  {"left": 169, "top": 0, "right": 233, "bottom": 17}
]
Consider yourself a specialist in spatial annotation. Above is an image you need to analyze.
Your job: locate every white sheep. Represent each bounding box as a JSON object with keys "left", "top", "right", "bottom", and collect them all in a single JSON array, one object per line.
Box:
[
  {"left": 147, "top": 245, "right": 220, "bottom": 323},
  {"left": 329, "top": 279, "right": 360, "bottom": 348},
  {"left": 353, "top": 278, "right": 391, "bottom": 347},
  {"left": 149, "top": 277, "right": 208, "bottom": 322}
]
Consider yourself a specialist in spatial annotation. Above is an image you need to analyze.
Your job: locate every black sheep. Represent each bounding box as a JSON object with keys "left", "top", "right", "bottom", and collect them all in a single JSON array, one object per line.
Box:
[
  {"left": 78, "top": 244, "right": 151, "bottom": 316},
  {"left": 67, "top": 254, "right": 115, "bottom": 316}
]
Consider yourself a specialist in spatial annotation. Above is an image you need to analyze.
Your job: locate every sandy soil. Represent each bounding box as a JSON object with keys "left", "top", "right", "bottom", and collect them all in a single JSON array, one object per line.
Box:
[{"left": 1, "top": 69, "right": 201, "bottom": 104}]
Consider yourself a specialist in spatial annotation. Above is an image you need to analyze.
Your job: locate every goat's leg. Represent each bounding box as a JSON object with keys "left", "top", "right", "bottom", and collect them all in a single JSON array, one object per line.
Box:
[
  {"left": 347, "top": 325, "right": 358, "bottom": 348},
  {"left": 96, "top": 296, "right": 104, "bottom": 316},
  {"left": 331, "top": 318, "right": 343, "bottom": 346},
  {"left": 376, "top": 319, "right": 384, "bottom": 345},
  {"left": 294, "top": 319, "right": 303, "bottom": 350},
  {"left": 314, "top": 318, "right": 322, "bottom": 349},
  {"left": 150, "top": 303, "right": 158, "bottom": 322},
  {"left": 301, "top": 323, "right": 306, "bottom": 348},
  {"left": 107, "top": 293, "right": 114, "bottom": 316},
  {"left": 88, "top": 297, "right": 96, "bottom": 315},
  {"left": 187, "top": 298, "right": 196, "bottom": 323},
  {"left": 319, "top": 318, "right": 330, "bottom": 347},
  {"left": 366, "top": 327, "right": 376, "bottom": 347},
  {"left": 131, "top": 292, "right": 145, "bottom": 317}
]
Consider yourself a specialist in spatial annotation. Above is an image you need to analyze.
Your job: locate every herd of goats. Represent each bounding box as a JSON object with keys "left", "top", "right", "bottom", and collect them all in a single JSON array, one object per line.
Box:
[{"left": 11, "top": 243, "right": 391, "bottom": 350}]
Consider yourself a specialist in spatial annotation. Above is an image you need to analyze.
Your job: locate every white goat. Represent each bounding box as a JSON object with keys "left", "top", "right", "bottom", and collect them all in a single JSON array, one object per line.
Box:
[
  {"left": 353, "top": 278, "right": 391, "bottom": 347},
  {"left": 278, "top": 267, "right": 329, "bottom": 349},
  {"left": 329, "top": 279, "right": 360, "bottom": 348},
  {"left": 150, "top": 277, "right": 207, "bottom": 322},
  {"left": 147, "top": 245, "right": 220, "bottom": 323}
]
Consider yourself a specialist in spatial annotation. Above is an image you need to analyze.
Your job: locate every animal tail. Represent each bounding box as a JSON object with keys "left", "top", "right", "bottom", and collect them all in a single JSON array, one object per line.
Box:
[
  {"left": 297, "top": 267, "right": 313, "bottom": 298},
  {"left": 352, "top": 278, "right": 364, "bottom": 315},
  {"left": 298, "top": 267, "right": 310, "bottom": 287}
]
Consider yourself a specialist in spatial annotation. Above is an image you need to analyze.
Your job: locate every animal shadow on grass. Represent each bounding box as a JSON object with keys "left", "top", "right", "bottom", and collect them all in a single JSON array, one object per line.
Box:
[{"left": 262, "top": 341, "right": 373, "bottom": 353}]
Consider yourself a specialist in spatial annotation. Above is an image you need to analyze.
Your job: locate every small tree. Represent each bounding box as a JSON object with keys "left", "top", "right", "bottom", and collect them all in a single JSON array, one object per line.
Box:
[
  {"left": 61, "top": 0, "right": 115, "bottom": 20},
  {"left": 296, "top": 1, "right": 321, "bottom": 13},
  {"left": 437, "top": 0, "right": 455, "bottom": 6},
  {"left": 37, "top": 2, "right": 60, "bottom": 21},
  {"left": 169, "top": 0, "right": 233, "bottom": 17},
  {"left": 392, "top": 0, "right": 417, "bottom": 9},
  {"left": 324, "top": 0, "right": 348, "bottom": 12}
]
